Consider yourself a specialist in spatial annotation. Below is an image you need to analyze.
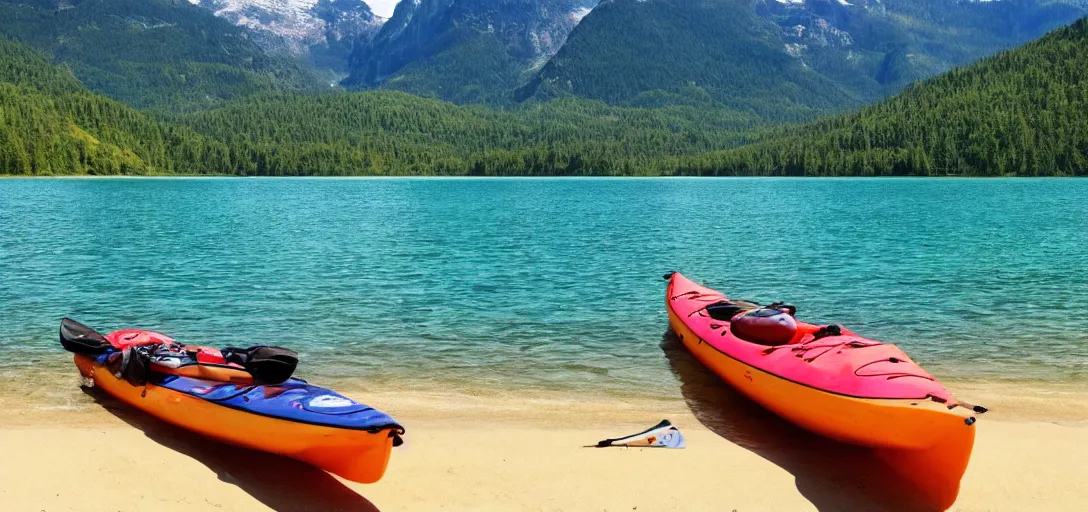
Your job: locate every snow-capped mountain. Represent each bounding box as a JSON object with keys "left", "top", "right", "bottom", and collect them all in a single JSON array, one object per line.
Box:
[
  {"left": 756, "top": 0, "right": 1088, "bottom": 92},
  {"left": 193, "top": 0, "right": 384, "bottom": 71},
  {"left": 522, "top": 0, "right": 1088, "bottom": 109},
  {"left": 341, "top": 0, "right": 598, "bottom": 103}
]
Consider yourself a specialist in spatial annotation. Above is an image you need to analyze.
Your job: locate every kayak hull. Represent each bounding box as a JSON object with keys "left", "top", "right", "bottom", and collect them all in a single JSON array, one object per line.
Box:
[
  {"left": 667, "top": 308, "right": 975, "bottom": 451},
  {"left": 75, "top": 354, "right": 396, "bottom": 484},
  {"left": 665, "top": 274, "right": 977, "bottom": 508}
]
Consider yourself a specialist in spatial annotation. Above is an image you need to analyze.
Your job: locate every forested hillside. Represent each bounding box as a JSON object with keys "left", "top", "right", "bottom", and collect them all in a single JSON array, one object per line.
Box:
[
  {"left": 522, "top": 0, "right": 858, "bottom": 119},
  {"left": 0, "top": 0, "right": 324, "bottom": 111},
  {"left": 176, "top": 92, "right": 755, "bottom": 175},
  {"left": 0, "top": 38, "right": 227, "bottom": 175},
  {"left": 522, "top": 0, "right": 1088, "bottom": 118},
  {"left": 761, "top": 0, "right": 1088, "bottom": 101},
  {"left": 1, "top": 34, "right": 755, "bottom": 176},
  {"left": 677, "top": 18, "right": 1088, "bottom": 177},
  {"left": 4, "top": 15, "right": 1088, "bottom": 177}
]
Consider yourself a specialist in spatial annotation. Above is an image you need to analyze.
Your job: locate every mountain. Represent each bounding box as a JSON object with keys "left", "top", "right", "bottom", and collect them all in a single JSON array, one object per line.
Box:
[
  {"left": 195, "top": 0, "right": 384, "bottom": 73},
  {"left": 759, "top": 0, "right": 1088, "bottom": 99},
  {"left": 520, "top": 0, "right": 860, "bottom": 120},
  {"left": 0, "top": 37, "right": 227, "bottom": 175},
  {"left": 341, "top": 0, "right": 597, "bottom": 104},
  {"left": 521, "top": 0, "right": 1088, "bottom": 115},
  {"left": 6, "top": 7, "right": 1087, "bottom": 177},
  {"left": 678, "top": 16, "right": 1088, "bottom": 176},
  {"left": 0, "top": 9, "right": 754, "bottom": 178},
  {"left": 0, "top": 0, "right": 325, "bottom": 111},
  {"left": 1, "top": 27, "right": 753, "bottom": 177}
]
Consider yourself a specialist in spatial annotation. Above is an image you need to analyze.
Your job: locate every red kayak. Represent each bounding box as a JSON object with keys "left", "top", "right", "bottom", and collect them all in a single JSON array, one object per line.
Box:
[{"left": 665, "top": 272, "right": 985, "bottom": 508}]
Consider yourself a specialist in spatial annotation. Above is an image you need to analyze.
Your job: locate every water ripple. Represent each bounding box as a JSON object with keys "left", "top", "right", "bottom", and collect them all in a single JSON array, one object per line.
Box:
[{"left": 1, "top": 177, "right": 1086, "bottom": 395}]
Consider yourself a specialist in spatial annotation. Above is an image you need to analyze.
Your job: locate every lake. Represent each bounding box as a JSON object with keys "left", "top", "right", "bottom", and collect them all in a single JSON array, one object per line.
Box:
[{"left": 2, "top": 177, "right": 1086, "bottom": 399}]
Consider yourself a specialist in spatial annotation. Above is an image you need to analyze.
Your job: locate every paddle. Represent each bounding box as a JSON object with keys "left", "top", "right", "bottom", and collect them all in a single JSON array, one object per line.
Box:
[{"left": 59, "top": 318, "right": 112, "bottom": 355}]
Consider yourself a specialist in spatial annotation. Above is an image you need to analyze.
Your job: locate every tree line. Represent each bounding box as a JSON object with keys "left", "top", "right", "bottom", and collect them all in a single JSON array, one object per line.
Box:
[{"left": 3, "top": 17, "right": 1088, "bottom": 177}]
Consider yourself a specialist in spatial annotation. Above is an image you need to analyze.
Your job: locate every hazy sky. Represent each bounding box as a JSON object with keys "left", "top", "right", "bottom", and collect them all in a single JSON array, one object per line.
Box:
[{"left": 370, "top": 0, "right": 399, "bottom": 18}]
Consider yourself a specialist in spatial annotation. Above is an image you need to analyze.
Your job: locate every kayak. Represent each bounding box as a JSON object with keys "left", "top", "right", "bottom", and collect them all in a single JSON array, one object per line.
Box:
[
  {"left": 60, "top": 318, "right": 403, "bottom": 484},
  {"left": 663, "top": 272, "right": 984, "bottom": 507}
]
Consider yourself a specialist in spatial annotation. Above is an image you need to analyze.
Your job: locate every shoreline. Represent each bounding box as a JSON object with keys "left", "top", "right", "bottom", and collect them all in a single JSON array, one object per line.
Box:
[
  {"left": 10, "top": 352, "right": 1088, "bottom": 429},
  {"left": 4, "top": 174, "right": 1082, "bottom": 180},
  {"left": 6, "top": 380, "right": 1088, "bottom": 427},
  {"left": 5, "top": 363, "right": 1088, "bottom": 428},
  {"left": 4, "top": 383, "right": 1088, "bottom": 511},
  {"left": 5, "top": 344, "right": 1088, "bottom": 510}
]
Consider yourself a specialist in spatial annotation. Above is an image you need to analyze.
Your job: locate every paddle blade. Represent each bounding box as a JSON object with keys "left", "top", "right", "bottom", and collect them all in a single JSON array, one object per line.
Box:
[
  {"left": 596, "top": 420, "right": 686, "bottom": 449},
  {"left": 60, "top": 318, "right": 111, "bottom": 355}
]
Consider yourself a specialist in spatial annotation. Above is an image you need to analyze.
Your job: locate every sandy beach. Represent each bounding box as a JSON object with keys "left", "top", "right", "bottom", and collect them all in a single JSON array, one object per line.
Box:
[{"left": 3, "top": 370, "right": 1087, "bottom": 512}]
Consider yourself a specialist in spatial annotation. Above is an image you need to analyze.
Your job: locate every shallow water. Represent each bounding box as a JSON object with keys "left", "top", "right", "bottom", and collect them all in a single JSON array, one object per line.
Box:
[{"left": 1, "top": 178, "right": 1086, "bottom": 398}]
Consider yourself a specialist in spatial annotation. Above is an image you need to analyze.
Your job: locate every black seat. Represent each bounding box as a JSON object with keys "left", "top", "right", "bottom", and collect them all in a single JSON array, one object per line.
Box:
[
  {"left": 223, "top": 346, "right": 299, "bottom": 385},
  {"left": 705, "top": 302, "right": 746, "bottom": 321}
]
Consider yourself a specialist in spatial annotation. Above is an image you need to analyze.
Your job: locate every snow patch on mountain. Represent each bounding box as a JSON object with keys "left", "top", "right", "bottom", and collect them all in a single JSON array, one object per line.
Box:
[
  {"left": 368, "top": 0, "right": 400, "bottom": 17},
  {"left": 198, "top": 0, "right": 383, "bottom": 58}
]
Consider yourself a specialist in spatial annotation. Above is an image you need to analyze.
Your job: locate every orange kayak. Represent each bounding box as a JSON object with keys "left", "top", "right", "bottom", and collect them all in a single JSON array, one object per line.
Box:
[
  {"left": 664, "top": 272, "right": 984, "bottom": 508},
  {"left": 62, "top": 319, "right": 403, "bottom": 483}
]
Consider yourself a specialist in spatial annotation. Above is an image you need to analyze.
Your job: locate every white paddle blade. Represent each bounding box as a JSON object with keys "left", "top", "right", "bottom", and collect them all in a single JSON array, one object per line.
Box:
[{"left": 609, "top": 424, "right": 686, "bottom": 449}]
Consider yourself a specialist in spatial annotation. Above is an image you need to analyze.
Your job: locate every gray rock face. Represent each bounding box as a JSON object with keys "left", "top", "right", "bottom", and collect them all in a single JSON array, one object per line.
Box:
[
  {"left": 325, "top": 0, "right": 1087, "bottom": 106},
  {"left": 520, "top": 0, "right": 1088, "bottom": 108},
  {"left": 342, "top": 0, "right": 596, "bottom": 97},
  {"left": 756, "top": 0, "right": 1088, "bottom": 92},
  {"left": 195, "top": 0, "right": 384, "bottom": 72}
]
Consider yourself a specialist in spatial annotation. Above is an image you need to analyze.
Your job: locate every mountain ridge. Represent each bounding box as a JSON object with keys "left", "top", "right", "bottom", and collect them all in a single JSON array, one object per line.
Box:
[
  {"left": 676, "top": 15, "right": 1088, "bottom": 176},
  {"left": 0, "top": 36, "right": 228, "bottom": 175},
  {"left": 3, "top": 2, "right": 1087, "bottom": 177},
  {"left": 520, "top": 0, "right": 1088, "bottom": 114},
  {"left": 0, "top": 0, "right": 326, "bottom": 111},
  {"left": 194, "top": 0, "right": 384, "bottom": 72},
  {"left": 342, "top": 0, "right": 597, "bottom": 104}
]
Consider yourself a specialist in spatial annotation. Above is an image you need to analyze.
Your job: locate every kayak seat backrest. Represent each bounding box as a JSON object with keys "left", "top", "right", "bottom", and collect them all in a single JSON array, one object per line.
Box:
[
  {"left": 731, "top": 308, "right": 798, "bottom": 346},
  {"left": 245, "top": 347, "right": 299, "bottom": 385},
  {"left": 223, "top": 346, "right": 300, "bottom": 385},
  {"left": 706, "top": 302, "right": 747, "bottom": 321}
]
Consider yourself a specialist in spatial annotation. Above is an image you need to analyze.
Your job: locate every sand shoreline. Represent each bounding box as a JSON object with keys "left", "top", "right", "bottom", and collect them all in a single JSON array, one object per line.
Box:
[
  {"left": 6, "top": 378, "right": 1088, "bottom": 429},
  {"left": 4, "top": 369, "right": 1088, "bottom": 511},
  {"left": 6, "top": 354, "right": 1088, "bottom": 427},
  {"left": 4, "top": 389, "right": 1088, "bottom": 512},
  {"left": 5, "top": 345, "right": 1088, "bottom": 511}
]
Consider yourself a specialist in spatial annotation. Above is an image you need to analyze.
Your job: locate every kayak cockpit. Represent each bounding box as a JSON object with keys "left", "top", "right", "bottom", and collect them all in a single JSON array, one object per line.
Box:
[
  {"left": 704, "top": 301, "right": 812, "bottom": 346},
  {"left": 61, "top": 317, "right": 300, "bottom": 386}
]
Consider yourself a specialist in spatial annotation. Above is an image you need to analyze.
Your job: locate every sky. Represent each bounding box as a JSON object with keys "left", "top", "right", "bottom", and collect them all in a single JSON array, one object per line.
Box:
[{"left": 369, "top": 0, "right": 399, "bottom": 18}]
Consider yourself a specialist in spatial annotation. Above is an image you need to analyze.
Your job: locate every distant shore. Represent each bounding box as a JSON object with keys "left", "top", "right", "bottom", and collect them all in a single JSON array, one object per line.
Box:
[
  {"left": 3, "top": 381, "right": 1087, "bottom": 511},
  {"left": 4, "top": 174, "right": 1083, "bottom": 179}
]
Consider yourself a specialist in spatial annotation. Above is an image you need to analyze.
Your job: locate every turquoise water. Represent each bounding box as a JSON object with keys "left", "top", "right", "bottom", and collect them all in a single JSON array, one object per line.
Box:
[{"left": 2, "top": 178, "right": 1086, "bottom": 397}]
